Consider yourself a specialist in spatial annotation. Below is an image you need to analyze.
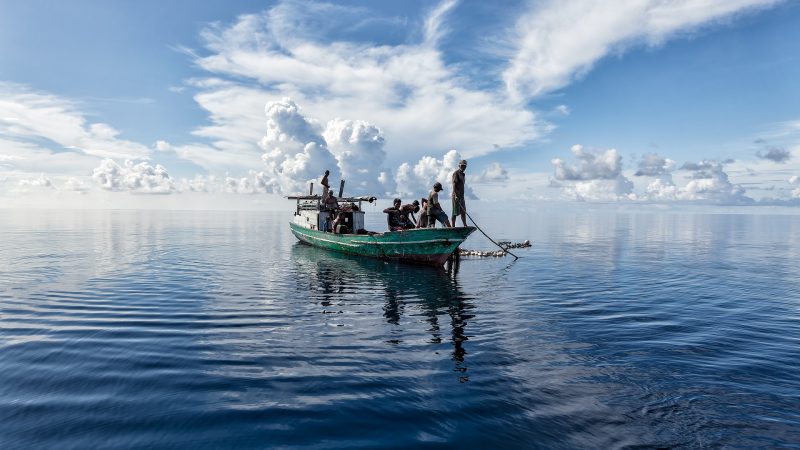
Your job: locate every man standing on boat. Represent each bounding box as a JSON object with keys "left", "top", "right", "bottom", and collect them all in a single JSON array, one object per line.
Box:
[
  {"left": 416, "top": 198, "right": 429, "bottom": 228},
  {"left": 451, "top": 159, "right": 468, "bottom": 227},
  {"left": 320, "top": 170, "right": 330, "bottom": 198},
  {"left": 428, "top": 182, "right": 452, "bottom": 228}
]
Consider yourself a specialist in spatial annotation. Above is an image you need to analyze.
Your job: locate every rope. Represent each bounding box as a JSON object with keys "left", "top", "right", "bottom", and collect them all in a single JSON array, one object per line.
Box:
[{"left": 457, "top": 196, "right": 519, "bottom": 260}]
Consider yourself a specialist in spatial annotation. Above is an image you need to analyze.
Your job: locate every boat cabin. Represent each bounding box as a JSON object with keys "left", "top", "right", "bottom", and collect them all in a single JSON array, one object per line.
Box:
[{"left": 289, "top": 194, "right": 376, "bottom": 234}]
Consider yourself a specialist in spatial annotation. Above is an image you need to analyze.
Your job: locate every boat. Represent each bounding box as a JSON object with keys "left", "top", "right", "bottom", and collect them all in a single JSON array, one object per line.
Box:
[{"left": 288, "top": 190, "right": 476, "bottom": 266}]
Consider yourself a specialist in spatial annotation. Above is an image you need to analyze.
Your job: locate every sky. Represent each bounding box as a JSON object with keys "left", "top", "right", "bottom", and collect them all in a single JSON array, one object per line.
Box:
[{"left": 2, "top": 0, "right": 800, "bottom": 209}]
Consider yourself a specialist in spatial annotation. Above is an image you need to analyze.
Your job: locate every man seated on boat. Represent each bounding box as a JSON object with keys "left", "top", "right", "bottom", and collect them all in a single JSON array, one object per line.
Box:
[
  {"left": 427, "top": 182, "right": 452, "bottom": 228},
  {"left": 383, "top": 198, "right": 414, "bottom": 231},
  {"left": 332, "top": 211, "right": 349, "bottom": 234}
]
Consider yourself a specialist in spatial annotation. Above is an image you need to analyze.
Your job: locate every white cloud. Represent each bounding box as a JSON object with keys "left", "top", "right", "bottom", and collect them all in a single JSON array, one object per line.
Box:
[
  {"left": 680, "top": 161, "right": 751, "bottom": 203},
  {"left": 423, "top": 0, "right": 458, "bottom": 47},
  {"left": 155, "top": 140, "right": 172, "bottom": 152},
  {"left": 0, "top": 138, "right": 98, "bottom": 175},
  {"left": 635, "top": 152, "right": 676, "bottom": 176},
  {"left": 0, "top": 82, "right": 151, "bottom": 161},
  {"left": 645, "top": 177, "right": 680, "bottom": 200},
  {"left": 395, "top": 149, "right": 476, "bottom": 200},
  {"left": 63, "top": 177, "right": 89, "bottom": 193},
  {"left": 259, "top": 98, "right": 341, "bottom": 195},
  {"left": 323, "top": 118, "right": 394, "bottom": 196},
  {"left": 554, "top": 105, "right": 570, "bottom": 116},
  {"left": 503, "top": 0, "right": 780, "bottom": 100},
  {"left": 790, "top": 175, "right": 800, "bottom": 199},
  {"left": 472, "top": 162, "right": 509, "bottom": 184},
  {"left": 184, "top": 0, "right": 540, "bottom": 169},
  {"left": 564, "top": 177, "right": 636, "bottom": 202},
  {"left": 91, "top": 159, "right": 175, "bottom": 194},
  {"left": 552, "top": 145, "right": 624, "bottom": 180},
  {"left": 645, "top": 159, "right": 753, "bottom": 204},
  {"left": 223, "top": 171, "right": 272, "bottom": 194},
  {"left": 16, "top": 174, "right": 54, "bottom": 190}
]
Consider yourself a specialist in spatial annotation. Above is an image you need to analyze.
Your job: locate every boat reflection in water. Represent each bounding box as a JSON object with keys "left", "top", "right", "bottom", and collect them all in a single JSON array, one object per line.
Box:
[{"left": 291, "top": 243, "right": 474, "bottom": 381}]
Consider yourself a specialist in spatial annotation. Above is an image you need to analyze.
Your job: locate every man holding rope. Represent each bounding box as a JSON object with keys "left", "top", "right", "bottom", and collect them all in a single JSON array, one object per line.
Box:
[{"left": 451, "top": 159, "right": 468, "bottom": 227}]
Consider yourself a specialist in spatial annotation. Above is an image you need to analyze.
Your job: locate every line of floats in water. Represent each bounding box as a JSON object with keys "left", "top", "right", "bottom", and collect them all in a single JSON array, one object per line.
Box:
[{"left": 458, "top": 240, "right": 531, "bottom": 258}]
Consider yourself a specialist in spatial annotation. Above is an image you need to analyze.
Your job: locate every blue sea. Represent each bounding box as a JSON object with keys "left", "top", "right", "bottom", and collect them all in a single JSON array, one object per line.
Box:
[{"left": 1, "top": 208, "right": 799, "bottom": 449}]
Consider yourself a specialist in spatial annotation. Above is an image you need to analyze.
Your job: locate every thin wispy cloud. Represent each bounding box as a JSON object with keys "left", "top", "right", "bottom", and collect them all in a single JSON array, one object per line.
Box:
[
  {"left": 502, "top": 0, "right": 781, "bottom": 100},
  {"left": 0, "top": 83, "right": 152, "bottom": 162}
]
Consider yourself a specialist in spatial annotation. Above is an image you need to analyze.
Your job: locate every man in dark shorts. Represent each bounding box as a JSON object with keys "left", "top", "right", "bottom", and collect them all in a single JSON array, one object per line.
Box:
[
  {"left": 451, "top": 159, "right": 467, "bottom": 227},
  {"left": 427, "top": 182, "right": 452, "bottom": 228}
]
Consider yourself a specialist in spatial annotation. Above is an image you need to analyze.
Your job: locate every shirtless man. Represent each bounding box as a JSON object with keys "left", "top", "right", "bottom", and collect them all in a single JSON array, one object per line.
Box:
[
  {"left": 451, "top": 160, "right": 467, "bottom": 227},
  {"left": 427, "top": 182, "right": 452, "bottom": 228}
]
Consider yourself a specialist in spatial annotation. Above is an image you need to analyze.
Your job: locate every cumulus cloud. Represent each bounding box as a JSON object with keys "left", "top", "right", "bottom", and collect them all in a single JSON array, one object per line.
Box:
[
  {"left": 63, "top": 177, "right": 89, "bottom": 192},
  {"left": 16, "top": 174, "right": 54, "bottom": 190},
  {"left": 223, "top": 171, "right": 272, "bottom": 194},
  {"left": 323, "top": 118, "right": 395, "bottom": 196},
  {"left": 635, "top": 152, "right": 676, "bottom": 176},
  {"left": 181, "top": 0, "right": 540, "bottom": 171},
  {"left": 646, "top": 160, "right": 752, "bottom": 204},
  {"left": 396, "top": 149, "right": 477, "bottom": 200},
  {"left": 258, "top": 98, "right": 341, "bottom": 195},
  {"left": 550, "top": 145, "right": 635, "bottom": 201},
  {"left": 564, "top": 177, "right": 636, "bottom": 202},
  {"left": 92, "top": 159, "right": 175, "bottom": 194},
  {"left": 552, "top": 145, "right": 623, "bottom": 180},
  {"left": 471, "top": 162, "right": 509, "bottom": 183},
  {"left": 756, "top": 146, "right": 791, "bottom": 163},
  {"left": 680, "top": 161, "right": 716, "bottom": 171},
  {"left": 790, "top": 175, "right": 800, "bottom": 199},
  {"left": 155, "top": 140, "right": 172, "bottom": 152},
  {"left": 503, "top": 0, "right": 779, "bottom": 100},
  {"left": 680, "top": 162, "right": 751, "bottom": 203}
]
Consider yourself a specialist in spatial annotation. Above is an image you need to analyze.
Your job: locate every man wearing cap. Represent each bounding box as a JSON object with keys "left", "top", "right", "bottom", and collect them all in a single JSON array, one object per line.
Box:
[
  {"left": 427, "top": 182, "right": 452, "bottom": 228},
  {"left": 401, "top": 200, "right": 421, "bottom": 228},
  {"left": 451, "top": 159, "right": 468, "bottom": 227}
]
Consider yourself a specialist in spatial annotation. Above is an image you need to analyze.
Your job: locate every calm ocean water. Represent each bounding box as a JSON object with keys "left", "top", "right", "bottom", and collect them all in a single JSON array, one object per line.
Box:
[{"left": 1, "top": 209, "right": 799, "bottom": 449}]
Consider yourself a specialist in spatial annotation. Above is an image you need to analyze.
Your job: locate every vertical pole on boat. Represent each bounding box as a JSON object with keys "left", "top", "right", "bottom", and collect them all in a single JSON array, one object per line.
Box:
[
  {"left": 338, "top": 180, "right": 345, "bottom": 198},
  {"left": 309, "top": 182, "right": 314, "bottom": 195}
]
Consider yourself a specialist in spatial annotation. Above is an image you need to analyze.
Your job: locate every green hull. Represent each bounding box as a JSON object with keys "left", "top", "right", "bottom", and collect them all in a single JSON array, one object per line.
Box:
[{"left": 290, "top": 222, "right": 476, "bottom": 266}]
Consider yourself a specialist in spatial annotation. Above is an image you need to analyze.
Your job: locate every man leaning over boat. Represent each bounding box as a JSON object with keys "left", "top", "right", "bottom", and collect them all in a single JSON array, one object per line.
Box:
[{"left": 383, "top": 198, "right": 419, "bottom": 231}]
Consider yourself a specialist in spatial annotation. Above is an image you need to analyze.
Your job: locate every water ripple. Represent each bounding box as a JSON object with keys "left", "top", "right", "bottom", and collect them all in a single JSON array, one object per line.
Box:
[{"left": 1, "top": 211, "right": 799, "bottom": 448}]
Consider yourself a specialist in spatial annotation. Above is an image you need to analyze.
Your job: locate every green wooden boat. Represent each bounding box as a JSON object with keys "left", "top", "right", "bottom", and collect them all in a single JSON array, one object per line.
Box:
[{"left": 289, "top": 194, "right": 475, "bottom": 266}]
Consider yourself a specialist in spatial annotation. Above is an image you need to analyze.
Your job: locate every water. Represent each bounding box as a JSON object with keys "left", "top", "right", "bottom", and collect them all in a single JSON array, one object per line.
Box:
[{"left": 1, "top": 209, "right": 799, "bottom": 448}]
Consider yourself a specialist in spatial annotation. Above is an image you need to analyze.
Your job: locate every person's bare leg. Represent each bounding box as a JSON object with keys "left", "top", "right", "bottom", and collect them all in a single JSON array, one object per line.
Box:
[
  {"left": 450, "top": 215, "right": 456, "bottom": 226},
  {"left": 460, "top": 213, "right": 467, "bottom": 227}
]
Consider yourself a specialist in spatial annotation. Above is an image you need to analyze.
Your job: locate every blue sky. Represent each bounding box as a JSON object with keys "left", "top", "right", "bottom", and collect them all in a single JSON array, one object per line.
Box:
[{"left": 1, "top": 0, "right": 800, "bottom": 208}]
